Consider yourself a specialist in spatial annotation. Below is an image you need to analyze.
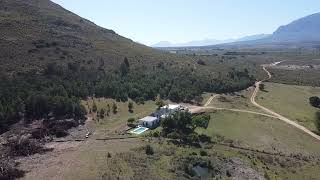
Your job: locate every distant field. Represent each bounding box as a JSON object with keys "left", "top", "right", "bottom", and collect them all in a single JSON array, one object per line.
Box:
[
  {"left": 256, "top": 82, "right": 320, "bottom": 131},
  {"left": 200, "top": 110, "right": 320, "bottom": 156}
]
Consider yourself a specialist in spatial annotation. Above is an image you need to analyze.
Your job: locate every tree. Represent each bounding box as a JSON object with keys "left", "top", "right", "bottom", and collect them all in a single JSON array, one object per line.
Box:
[
  {"left": 106, "top": 104, "right": 110, "bottom": 116},
  {"left": 259, "top": 83, "right": 265, "bottom": 91},
  {"left": 192, "top": 114, "right": 210, "bottom": 130},
  {"left": 155, "top": 94, "right": 165, "bottom": 109},
  {"left": 112, "top": 102, "right": 118, "bottom": 114},
  {"left": 128, "top": 101, "right": 134, "bottom": 113},
  {"left": 92, "top": 101, "right": 97, "bottom": 113},
  {"left": 124, "top": 57, "right": 130, "bottom": 67},
  {"left": 309, "top": 96, "right": 320, "bottom": 108},
  {"left": 315, "top": 111, "right": 320, "bottom": 132},
  {"left": 74, "top": 104, "right": 87, "bottom": 120},
  {"left": 99, "top": 108, "right": 105, "bottom": 119},
  {"left": 119, "top": 58, "right": 130, "bottom": 76},
  {"left": 15, "top": 98, "right": 26, "bottom": 119},
  {"left": 25, "top": 94, "right": 51, "bottom": 119},
  {"left": 145, "top": 144, "right": 154, "bottom": 155},
  {"left": 127, "top": 118, "right": 135, "bottom": 123},
  {"left": 197, "top": 59, "right": 206, "bottom": 65},
  {"left": 161, "top": 111, "right": 211, "bottom": 143}
]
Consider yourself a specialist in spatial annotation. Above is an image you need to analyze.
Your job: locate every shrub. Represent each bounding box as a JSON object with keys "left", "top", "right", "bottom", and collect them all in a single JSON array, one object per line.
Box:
[
  {"left": 0, "top": 158, "right": 25, "bottom": 180},
  {"left": 136, "top": 97, "right": 145, "bottom": 105},
  {"left": 145, "top": 144, "right": 154, "bottom": 155},
  {"left": 152, "top": 131, "right": 161, "bottom": 137},
  {"left": 190, "top": 152, "right": 198, "bottom": 156},
  {"left": 127, "top": 118, "right": 135, "bottom": 123},
  {"left": 309, "top": 96, "right": 320, "bottom": 108},
  {"left": 197, "top": 59, "right": 206, "bottom": 65},
  {"left": 315, "top": 112, "right": 320, "bottom": 132},
  {"left": 200, "top": 150, "right": 208, "bottom": 156},
  {"left": 199, "top": 134, "right": 212, "bottom": 143},
  {"left": 7, "top": 135, "right": 45, "bottom": 156},
  {"left": 167, "top": 131, "right": 180, "bottom": 139},
  {"left": 128, "top": 101, "right": 134, "bottom": 113},
  {"left": 112, "top": 102, "right": 118, "bottom": 114}
]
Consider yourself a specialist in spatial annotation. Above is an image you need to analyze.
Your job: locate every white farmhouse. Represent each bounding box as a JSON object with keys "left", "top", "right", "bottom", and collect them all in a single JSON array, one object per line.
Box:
[
  {"left": 139, "top": 116, "right": 159, "bottom": 128},
  {"left": 139, "top": 104, "right": 184, "bottom": 129}
]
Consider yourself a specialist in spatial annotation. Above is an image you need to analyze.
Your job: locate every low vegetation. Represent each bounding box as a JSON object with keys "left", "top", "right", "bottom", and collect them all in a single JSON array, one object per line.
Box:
[
  {"left": 309, "top": 96, "right": 320, "bottom": 108},
  {"left": 0, "top": 158, "right": 25, "bottom": 180},
  {"left": 315, "top": 112, "right": 320, "bottom": 132}
]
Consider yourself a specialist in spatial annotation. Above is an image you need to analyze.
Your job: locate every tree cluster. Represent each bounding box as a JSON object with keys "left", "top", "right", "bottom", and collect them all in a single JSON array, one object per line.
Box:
[{"left": 161, "top": 111, "right": 211, "bottom": 144}]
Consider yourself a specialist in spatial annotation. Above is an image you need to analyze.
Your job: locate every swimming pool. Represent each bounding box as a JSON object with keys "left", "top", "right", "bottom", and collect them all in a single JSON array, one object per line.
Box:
[{"left": 130, "top": 127, "right": 149, "bottom": 135}]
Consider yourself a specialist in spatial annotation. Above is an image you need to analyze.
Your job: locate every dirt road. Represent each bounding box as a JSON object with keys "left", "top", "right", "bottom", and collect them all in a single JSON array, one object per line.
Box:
[
  {"left": 188, "top": 94, "right": 280, "bottom": 119},
  {"left": 204, "top": 94, "right": 219, "bottom": 107},
  {"left": 188, "top": 61, "right": 320, "bottom": 141},
  {"left": 250, "top": 63, "right": 320, "bottom": 141}
]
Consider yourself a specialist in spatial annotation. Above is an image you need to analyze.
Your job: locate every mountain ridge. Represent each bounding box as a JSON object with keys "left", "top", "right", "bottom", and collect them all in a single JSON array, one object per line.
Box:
[{"left": 152, "top": 34, "right": 270, "bottom": 47}]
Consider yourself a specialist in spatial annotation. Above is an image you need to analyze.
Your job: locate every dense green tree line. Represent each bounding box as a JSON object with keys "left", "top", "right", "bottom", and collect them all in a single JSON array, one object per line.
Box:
[{"left": 0, "top": 59, "right": 255, "bottom": 132}]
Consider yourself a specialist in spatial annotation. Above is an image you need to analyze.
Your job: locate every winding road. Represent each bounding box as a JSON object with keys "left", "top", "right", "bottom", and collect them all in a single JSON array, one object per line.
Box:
[
  {"left": 188, "top": 61, "right": 320, "bottom": 141},
  {"left": 250, "top": 63, "right": 320, "bottom": 141}
]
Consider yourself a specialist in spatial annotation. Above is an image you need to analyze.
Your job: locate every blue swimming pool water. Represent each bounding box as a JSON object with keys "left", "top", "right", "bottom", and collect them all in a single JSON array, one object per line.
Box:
[{"left": 130, "top": 127, "right": 149, "bottom": 134}]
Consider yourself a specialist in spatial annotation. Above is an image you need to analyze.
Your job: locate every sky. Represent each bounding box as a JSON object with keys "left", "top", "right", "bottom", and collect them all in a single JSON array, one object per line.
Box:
[{"left": 51, "top": 0, "right": 320, "bottom": 45}]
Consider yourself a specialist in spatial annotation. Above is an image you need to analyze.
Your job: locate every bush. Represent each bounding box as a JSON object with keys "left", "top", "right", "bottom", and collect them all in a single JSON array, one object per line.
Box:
[
  {"left": 7, "top": 135, "right": 45, "bottom": 156},
  {"left": 200, "top": 150, "right": 208, "bottom": 156},
  {"left": 197, "top": 59, "right": 206, "bottom": 65},
  {"left": 127, "top": 118, "right": 135, "bottom": 123},
  {"left": 145, "top": 144, "right": 154, "bottom": 155},
  {"left": 0, "top": 158, "right": 25, "bottom": 180},
  {"left": 199, "top": 134, "right": 212, "bottom": 143},
  {"left": 309, "top": 96, "right": 320, "bottom": 108},
  {"left": 167, "top": 131, "right": 180, "bottom": 139},
  {"left": 315, "top": 112, "right": 320, "bottom": 132},
  {"left": 152, "top": 131, "right": 161, "bottom": 137},
  {"left": 128, "top": 101, "right": 134, "bottom": 113}
]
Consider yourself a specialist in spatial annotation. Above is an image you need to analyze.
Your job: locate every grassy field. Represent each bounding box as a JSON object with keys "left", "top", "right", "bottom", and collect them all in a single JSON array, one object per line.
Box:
[
  {"left": 197, "top": 110, "right": 320, "bottom": 179},
  {"left": 82, "top": 98, "right": 158, "bottom": 137},
  {"left": 200, "top": 110, "right": 320, "bottom": 156},
  {"left": 204, "top": 88, "right": 265, "bottom": 113},
  {"left": 256, "top": 82, "right": 320, "bottom": 131}
]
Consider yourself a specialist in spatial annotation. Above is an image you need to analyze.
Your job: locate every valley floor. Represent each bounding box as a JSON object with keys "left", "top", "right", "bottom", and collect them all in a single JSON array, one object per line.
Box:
[{"left": 10, "top": 62, "right": 320, "bottom": 180}]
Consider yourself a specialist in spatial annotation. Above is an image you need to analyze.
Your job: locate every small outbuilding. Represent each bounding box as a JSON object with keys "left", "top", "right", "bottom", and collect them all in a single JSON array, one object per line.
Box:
[{"left": 139, "top": 116, "right": 159, "bottom": 128}]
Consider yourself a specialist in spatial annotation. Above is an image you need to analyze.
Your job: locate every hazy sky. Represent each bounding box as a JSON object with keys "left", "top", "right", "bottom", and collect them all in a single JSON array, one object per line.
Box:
[{"left": 51, "top": 0, "right": 320, "bottom": 45}]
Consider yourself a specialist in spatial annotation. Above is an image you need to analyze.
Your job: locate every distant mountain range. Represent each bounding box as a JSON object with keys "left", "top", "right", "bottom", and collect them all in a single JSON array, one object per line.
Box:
[
  {"left": 270, "top": 12, "right": 320, "bottom": 42},
  {"left": 152, "top": 34, "right": 270, "bottom": 47},
  {"left": 154, "top": 12, "right": 320, "bottom": 48}
]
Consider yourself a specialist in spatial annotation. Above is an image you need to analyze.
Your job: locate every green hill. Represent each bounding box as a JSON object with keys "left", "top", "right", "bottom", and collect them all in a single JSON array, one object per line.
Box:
[
  {"left": 0, "top": 0, "right": 255, "bottom": 132},
  {"left": 0, "top": 0, "right": 193, "bottom": 73}
]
